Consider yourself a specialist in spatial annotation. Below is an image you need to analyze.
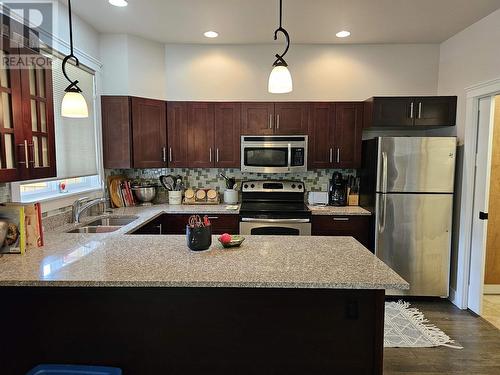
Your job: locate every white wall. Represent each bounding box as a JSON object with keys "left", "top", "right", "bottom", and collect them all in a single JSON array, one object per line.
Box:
[
  {"left": 99, "top": 34, "right": 166, "bottom": 99},
  {"left": 164, "top": 43, "right": 440, "bottom": 101},
  {"left": 438, "top": 8, "right": 500, "bottom": 142},
  {"left": 436, "top": 9, "right": 500, "bottom": 307}
]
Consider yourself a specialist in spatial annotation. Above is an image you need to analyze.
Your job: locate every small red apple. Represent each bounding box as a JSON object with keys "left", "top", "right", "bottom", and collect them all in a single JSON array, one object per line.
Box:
[{"left": 220, "top": 233, "right": 232, "bottom": 244}]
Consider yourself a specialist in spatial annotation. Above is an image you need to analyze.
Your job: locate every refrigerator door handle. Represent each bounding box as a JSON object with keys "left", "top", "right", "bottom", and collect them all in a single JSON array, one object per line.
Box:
[
  {"left": 378, "top": 194, "right": 387, "bottom": 235},
  {"left": 381, "top": 151, "right": 388, "bottom": 193}
]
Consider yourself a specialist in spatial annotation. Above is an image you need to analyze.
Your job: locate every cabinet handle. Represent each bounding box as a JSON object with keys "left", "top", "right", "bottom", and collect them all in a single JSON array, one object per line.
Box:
[
  {"left": 269, "top": 114, "right": 273, "bottom": 129},
  {"left": 276, "top": 114, "right": 280, "bottom": 130},
  {"left": 216, "top": 148, "right": 219, "bottom": 163},
  {"left": 329, "top": 148, "right": 333, "bottom": 163},
  {"left": 162, "top": 147, "right": 166, "bottom": 162},
  {"left": 207, "top": 216, "right": 219, "bottom": 220},
  {"left": 169, "top": 147, "right": 172, "bottom": 162},
  {"left": 24, "top": 140, "right": 29, "bottom": 169},
  {"left": 337, "top": 148, "right": 340, "bottom": 163},
  {"left": 418, "top": 102, "right": 422, "bottom": 119},
  {"left": 410, "top": 102, "right": 414, "bottom": 119},
  {"left": 333, "top": 217, "right": 349, "bottom": 221},
  {"left": 155, "top": 224, "right": 162, "bottom": 234},
  {"left": 209, "top": 148, "right": 212, "bottom": 162},
  {"left": 17, "top": 142, "right": 28, "bottom": 169}
]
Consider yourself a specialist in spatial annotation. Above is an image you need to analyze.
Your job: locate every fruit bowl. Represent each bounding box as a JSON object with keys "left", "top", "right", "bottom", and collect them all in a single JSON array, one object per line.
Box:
[{"left": 217, "top": 235, "right": 245, "bottom": 248}]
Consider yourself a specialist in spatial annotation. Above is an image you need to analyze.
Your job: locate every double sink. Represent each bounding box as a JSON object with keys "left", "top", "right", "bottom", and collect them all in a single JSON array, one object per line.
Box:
[{"left": 67, "top": 216, "right": 139, "bottom": 233}]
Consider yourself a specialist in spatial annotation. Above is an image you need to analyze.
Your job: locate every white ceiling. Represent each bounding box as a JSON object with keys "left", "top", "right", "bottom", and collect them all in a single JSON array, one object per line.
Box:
[{"left": 69, "top": 0, "right": 500, "bottom": 44}]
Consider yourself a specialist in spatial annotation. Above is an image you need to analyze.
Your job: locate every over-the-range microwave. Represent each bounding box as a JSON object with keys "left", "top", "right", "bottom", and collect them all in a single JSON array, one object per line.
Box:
[{"left": 241, "top": 135, "right": 308, "bottom": 173}]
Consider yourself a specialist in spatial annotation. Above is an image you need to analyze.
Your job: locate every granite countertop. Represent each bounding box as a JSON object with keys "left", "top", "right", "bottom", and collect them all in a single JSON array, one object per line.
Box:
[
  {"left": 0, "top": 205, "right": 405, "bottom": 290},
  {"left": 308, "top": 205, "right": 371, "bottom": 216}
]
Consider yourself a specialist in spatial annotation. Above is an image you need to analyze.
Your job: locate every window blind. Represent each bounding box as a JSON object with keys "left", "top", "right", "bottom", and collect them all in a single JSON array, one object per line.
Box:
[{"left": 51, "top": 57, "right": 97, "bottom": 179}]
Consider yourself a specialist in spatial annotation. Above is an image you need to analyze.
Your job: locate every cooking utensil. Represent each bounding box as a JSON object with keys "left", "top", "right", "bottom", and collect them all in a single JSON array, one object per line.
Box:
[
  {"left": 131, "top": 186, "right": 157, "bottom": 205},
  {"left": 189, "top": 215, "right": 204, "bottom": 228},
  {"left": 159, "top": 175, "right": 175, "bottom": 191}
]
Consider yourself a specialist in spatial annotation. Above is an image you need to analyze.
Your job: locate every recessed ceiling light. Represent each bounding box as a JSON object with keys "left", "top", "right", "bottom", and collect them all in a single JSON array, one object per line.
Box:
[
  {"left": 204, "top": 31, "right": 219, "bottom": 38},
  {"left": 109, "top": 0, "right": 128, "bottom": 7},
  {"left": 336, "top": 30, "right": 351, "bottom": 38}
]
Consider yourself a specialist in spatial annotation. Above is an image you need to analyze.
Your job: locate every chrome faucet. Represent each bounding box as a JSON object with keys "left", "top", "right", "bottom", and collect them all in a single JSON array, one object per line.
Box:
[{"left": 72, "top": 197, "right": 108, "bottom": 223}]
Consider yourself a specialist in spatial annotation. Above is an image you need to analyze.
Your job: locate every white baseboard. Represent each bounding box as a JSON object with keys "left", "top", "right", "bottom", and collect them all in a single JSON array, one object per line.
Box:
[{"left": 484, "top": 284, "right": 500, "bottom": 294}]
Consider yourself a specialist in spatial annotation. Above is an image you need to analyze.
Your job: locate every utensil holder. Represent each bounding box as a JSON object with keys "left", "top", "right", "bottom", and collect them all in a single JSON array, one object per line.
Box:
[
  {"left": 186, "top": 224, "right": 212, "bottom": 251},
  {"left": 224, "top": 189, "right": 238, "bottom": 204},
  {"left": 169, "top": 190, "right": 183, "bottom": 205}
]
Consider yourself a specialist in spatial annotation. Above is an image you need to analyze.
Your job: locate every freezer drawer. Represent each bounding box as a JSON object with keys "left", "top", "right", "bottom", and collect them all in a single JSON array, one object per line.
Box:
[
  {"left": 375, "top": 193, "right": 453, "bottom": 297},
  {"left": 376, "top": 137, "right": 456, "bottom": 193}
]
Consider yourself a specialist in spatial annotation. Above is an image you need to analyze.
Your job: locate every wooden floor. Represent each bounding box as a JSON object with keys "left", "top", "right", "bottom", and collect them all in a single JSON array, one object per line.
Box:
[
  {"left": 483, "top": 295, "right": 500, "bottom": 330},
  {"left": 384, "top": 300, "right": 500, "bottom": 375}
]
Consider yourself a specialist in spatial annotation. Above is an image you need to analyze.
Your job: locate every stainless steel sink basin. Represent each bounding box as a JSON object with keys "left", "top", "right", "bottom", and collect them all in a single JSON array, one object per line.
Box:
[
  {"left": 86, "top": 216, "right": 139, "bottom": 227},
  {"left": 67, "top": 226, "right": 122, "bottom": 234}
]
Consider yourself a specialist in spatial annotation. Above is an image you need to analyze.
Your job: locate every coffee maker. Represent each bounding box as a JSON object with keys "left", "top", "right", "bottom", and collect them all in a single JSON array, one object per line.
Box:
[{"left": 329, "top": 172, "right": 348, "bottom": 206}]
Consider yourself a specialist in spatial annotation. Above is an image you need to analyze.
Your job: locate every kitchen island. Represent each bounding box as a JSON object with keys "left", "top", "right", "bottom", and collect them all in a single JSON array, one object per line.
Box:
[{"left": 0, "top": 208, "right": 407, "bottom": 375}]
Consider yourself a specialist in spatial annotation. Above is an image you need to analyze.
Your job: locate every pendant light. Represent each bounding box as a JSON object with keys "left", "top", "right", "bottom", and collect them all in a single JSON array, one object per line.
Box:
[
  {"left": 61, "top": 0, "right": 89, "bottom": 118},
  {"left": 268, "top": 0, "right": 292, "bottom": 94}
]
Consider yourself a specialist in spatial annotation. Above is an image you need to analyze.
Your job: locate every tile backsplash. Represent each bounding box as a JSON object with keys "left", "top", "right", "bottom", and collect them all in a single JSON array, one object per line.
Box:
[
  {"left": 0, "top": 183, "right": 11, "bottom": 203},
  {"left": 106, "top": 168, "right": 355, "bottom": 203}
]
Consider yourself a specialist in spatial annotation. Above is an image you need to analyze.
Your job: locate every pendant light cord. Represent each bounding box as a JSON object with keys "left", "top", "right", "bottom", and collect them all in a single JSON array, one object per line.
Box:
[
  {"left": 62, "top": 0, "right": 82, "bottom": 92},
  {"left": 272, "top": 0, "right": 290, "bottom": 67}
]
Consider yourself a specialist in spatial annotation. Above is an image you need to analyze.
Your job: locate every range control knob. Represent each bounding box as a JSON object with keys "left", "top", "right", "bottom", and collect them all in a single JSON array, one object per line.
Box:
[
  {"left": 291, "top": 184, "right": 296, "bottom": 189},
  {"left": 298, "top": 185, "right": 302, "bottom": 190},
  {"left": 251, "top": 184, "right": 255, "bottom": 188},
  {"left": 244, "top": 184, "right": 249, "bottom": 189}
]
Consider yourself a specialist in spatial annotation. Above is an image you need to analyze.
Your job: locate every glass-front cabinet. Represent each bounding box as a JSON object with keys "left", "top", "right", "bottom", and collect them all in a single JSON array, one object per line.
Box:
[{"left": 0, "top": 32, "right": 55, "bottom": 182}]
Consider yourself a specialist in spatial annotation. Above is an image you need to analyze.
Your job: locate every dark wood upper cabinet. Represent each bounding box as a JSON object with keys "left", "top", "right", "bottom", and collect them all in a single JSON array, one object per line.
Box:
[
  {"left": 333, "top": 103, "right": 363, "bottom": 168},
  {"left": 167, "top": 102, "right": 188, "bottom": 168},
  {"left": 0, "top": 32, "right": 56, "bottom": 183},
  {"left": 241, "top": 102, "right": 274, "bottom": 135},
  {"left": 413, "top": 97, "right": 457, "bottom": 127},
  {"left": 101, "top": 96, "right": 132, "bottom": 169},
  {"left": 131, "top": 97, "right": 167, "bottom": 169},
  {"left": 214, "top": 102, "right": 241, "bottom": 168},
  {"left": 274, "top": 102, "right": 309, "bottom": 135},
  {"left": 187, "top": 102, "right": 215, "bottom": 168},
  {"left": 364, "top": 96, "right": 457, "bottom": 128},
  {"left": 308, "top": 103, "right": 335, "bottom": 169}
]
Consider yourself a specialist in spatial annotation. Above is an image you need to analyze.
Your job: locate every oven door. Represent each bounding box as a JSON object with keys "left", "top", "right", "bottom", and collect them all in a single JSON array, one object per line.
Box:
[{"left": 240, "top": 218, "right": 312, "bottom": 236}]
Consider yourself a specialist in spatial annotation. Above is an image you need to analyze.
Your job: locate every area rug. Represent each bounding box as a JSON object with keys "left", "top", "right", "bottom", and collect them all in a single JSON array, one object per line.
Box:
[{"left": 384, "top": 301, "right": 463, "bottom": 348}]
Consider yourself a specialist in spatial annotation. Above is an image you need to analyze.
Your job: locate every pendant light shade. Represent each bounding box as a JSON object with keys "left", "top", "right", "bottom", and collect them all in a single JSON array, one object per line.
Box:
[
  {"left": 268, "top": 0, "right": 293, "bottom": 94},
  {"left": 61, "top": 0, "right": 88, "bottom": 118},
  {"left": 61, "top": 89, "right": 89, "bottom": 118},
  {"left": 268, "top": 64, "right": 293, "bottom": 94}
]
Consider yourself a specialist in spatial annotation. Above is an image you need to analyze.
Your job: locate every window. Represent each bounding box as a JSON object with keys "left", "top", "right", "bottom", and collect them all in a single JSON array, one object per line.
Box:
[{"left": 12, "top": 54, "right": 102, "bottom": 205}]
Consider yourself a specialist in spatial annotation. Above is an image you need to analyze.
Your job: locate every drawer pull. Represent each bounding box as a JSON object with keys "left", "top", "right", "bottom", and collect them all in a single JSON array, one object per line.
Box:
[
  {"left": 207, "top": 216, "right": 219, "bottom": 220},
  {"left": 333, "top": 217, "right": 349, "bottom": 221}
]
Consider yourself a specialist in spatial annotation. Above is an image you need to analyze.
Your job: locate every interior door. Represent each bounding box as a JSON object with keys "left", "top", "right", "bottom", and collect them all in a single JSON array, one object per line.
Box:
[
  {"left": 468, "top": 97, "right": 495, "bottom": 314},
  {"left": 308, "top": 103, "right": 335, "bottom": 169},
  {"left": 131, "top": 97, "right": 167, "bottom": 168},
  {"left": 274, "top": 102, "right": 308, "bottom": 135},
  {"left": 375, "top": 193, "right": 453, "bottom": 297},
  {"left": 241, "top": 102, "right": 274, "bottom": 135},
  {"left": 187, "top": 102, "right": 214, "bottom": 168},
  {"left": 414, "top": 96, "right": 457, "bottom": 127},
  {"left": 214, "top": 102, "right": 240, "bottom": 168},
  {"left": 333, "top": 102, "right": 363, "bottom": 168},
  {"left": 167, "top": 102, "right": 189, "bottom": 168}
]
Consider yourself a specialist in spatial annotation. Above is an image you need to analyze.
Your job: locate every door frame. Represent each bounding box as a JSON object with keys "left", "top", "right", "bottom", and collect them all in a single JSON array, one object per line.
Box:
[{"left": 455, "top": 77, "right": 500, "bottom": 310}]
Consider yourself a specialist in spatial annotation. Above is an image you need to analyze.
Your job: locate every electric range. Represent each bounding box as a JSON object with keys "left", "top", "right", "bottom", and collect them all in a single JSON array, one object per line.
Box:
[{"left": 239, "top": 180, "right": 311, "bottom": 236}]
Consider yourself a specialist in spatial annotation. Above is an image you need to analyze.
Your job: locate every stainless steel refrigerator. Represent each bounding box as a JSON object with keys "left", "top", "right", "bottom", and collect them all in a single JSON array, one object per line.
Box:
[{"left": 360, "top": 137, "right": 456, "bottom": 297}]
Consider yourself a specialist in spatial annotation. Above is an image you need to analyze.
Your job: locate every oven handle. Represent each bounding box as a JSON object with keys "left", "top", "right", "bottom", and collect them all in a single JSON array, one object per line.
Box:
[{"left": 240, "top": 218, "right": 310, "bottom": 223}]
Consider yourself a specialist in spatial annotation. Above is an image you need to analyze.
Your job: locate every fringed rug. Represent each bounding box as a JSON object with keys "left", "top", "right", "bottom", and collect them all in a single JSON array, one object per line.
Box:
[{"left": 384, "top": 301, "right": 462, "bottom": 349}]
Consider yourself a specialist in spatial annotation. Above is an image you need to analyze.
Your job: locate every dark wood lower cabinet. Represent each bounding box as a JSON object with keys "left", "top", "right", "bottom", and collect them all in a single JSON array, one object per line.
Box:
[
  {"left": 312, "top": 215, "right": 372, "bottom": 250},
  {"left": 131, "top": 214, "right": 239, "bottom": 235},
  {"left": 0, "top": 287, "right": 385, "bottom": 375}
]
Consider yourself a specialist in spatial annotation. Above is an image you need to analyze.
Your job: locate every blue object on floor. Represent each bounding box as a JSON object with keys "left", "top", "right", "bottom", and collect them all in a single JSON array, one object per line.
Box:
[{"left": 26, "top": 364, "right": 122, "bottom": 375}]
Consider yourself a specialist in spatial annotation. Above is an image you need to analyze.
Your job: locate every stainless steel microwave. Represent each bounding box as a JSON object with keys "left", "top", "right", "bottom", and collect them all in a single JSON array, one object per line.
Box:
[{"left": 241, "top": 135, "right": 308, "bottom": 173}]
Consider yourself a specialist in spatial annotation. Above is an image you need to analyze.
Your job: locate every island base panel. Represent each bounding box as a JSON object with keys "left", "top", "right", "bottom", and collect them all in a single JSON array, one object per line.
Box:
[{"left": 0, "top": 287, "right": 384, "bottom": 375}]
